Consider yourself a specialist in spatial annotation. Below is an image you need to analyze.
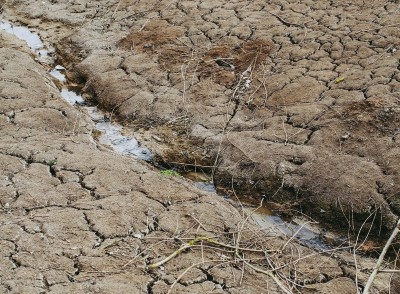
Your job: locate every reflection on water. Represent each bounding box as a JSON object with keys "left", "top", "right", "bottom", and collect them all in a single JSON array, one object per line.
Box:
[
  {"left": 86, "top": 107, "right": 152, "bottom": 161},
  {"left": 250, "top": 211, "right": 328, "bottom": 250},
  {"left": 53, "top": 66, "right": 152, "bottom": 161},
  {"left": 193, "top": 181, "right": 216, "bottom": 193},
  {"left": 49, "top": 65, "right": 67, "bottom": 82},
  {"left": 184, "top": 170, "right": 331, "bottom": 250},
  {"left": 0, "top": 21, "right": 52, "bottom": 63},
  {"left": 0, "top": 21, "right": 42, "bottom": 49},
  {"left": 60, "top": 88, "right": 85, "bottom": 105},
  {"left": 183, "top": 171, "right": 216, "bottom": 193}
]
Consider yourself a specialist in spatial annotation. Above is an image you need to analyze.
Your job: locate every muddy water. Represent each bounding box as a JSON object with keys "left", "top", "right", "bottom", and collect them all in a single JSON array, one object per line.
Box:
[
  {"left": 184, "top": 171, "right": 334, "bottom": 250},
  {"left": 0, "top": 21, "right": 53, "bottom": 63},
  {"left": 184, "top": 171, "right": 217, "bottom": 193},
  {"left": 1, "top": 21, "right": 334, "bottom": 251},
  {"left": 50, "top": 66, "right": 153, "bottom": 160},
  {"left": 248, "top": 207, "right": 332, "bottom": 250}
]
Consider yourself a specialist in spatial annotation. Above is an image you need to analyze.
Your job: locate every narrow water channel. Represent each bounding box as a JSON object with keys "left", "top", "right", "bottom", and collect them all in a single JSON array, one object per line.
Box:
[
  {"left": 0, "top": 20, "right": 335, "bottom": 251},
  {"left": 51, "top": 65, "right": 153, "bottom": 161}
]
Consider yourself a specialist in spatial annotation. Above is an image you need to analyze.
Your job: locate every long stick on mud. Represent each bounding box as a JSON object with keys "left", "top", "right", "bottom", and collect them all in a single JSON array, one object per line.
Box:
[{"left": 363, "top": 218, "right": 400, "bottom": 294}]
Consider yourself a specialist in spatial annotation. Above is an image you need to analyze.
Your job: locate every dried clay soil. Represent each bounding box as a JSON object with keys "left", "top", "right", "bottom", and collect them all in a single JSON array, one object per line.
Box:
[
  {"left": 2, "top": 0, "right": 398, "bottom": 232},
  {"left": 0, "top": 31, "right": 386, "bottom": 294},
  {"left": 0, "top": 0, "right": 400, "bottom": 293}
]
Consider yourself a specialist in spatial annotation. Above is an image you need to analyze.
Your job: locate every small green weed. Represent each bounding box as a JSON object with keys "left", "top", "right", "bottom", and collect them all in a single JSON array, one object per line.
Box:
[{"left": 160, "top": 169, "right": 181, "bottom": 177}]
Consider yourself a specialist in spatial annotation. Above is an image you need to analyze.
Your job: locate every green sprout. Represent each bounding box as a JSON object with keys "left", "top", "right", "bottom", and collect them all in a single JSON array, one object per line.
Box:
[
  {"left": 160, "top": 169, "right": 181, "bottom": 177},
  {"left": 49, "top": 159, "right": 57, "bottom": 166}
]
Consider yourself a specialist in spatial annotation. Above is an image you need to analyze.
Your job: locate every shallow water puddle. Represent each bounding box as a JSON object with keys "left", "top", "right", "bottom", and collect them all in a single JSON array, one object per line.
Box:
[
  {"left": 0, "top": 21, "right": 52, "bottom": 63},
  {"left": 233, "top": 198, "right": 330, "bottom": 250},
  {"left": 183, "top": 171, "right": 216, "bottom": 193},
  {"left": 183, "top": 170, "right": 331, "bottom": 249},
  {"left": 49, "top": 65, "right": 67, "bottom": 82},
  {"left": 60, "top": 88, "right": 85, "bottom": 105},
  {"left": 50, "top": 66, "right": 152, "bottom": 161},
  {"left": 86, "top": 107, "right": 152, "bottom": 160},
  {"left": 250, "top": 210, "right": 329, "bottom": 250}
]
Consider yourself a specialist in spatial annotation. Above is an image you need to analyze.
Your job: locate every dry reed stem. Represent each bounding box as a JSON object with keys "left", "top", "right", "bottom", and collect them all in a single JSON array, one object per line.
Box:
[{"left": 363, "top": 218, "right": 400, "bottom": 294}]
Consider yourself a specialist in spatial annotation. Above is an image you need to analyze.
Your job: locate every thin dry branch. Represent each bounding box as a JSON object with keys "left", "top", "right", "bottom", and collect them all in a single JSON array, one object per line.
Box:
[
  {"left": 235, "top": 251, "right": 293, "bottom": 294},
  {"left": 147, "top": 235, "right": 277, "bottom": 269},
  {"left": 363, "top": 218, "right": 400, "bottom": 294}
]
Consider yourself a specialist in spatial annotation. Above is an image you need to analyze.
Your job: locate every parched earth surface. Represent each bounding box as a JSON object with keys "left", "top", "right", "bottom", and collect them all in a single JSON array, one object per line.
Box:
[
  {"left": 0, "top": 28, "right": 388, "bottom": 294},
  {"left": 2, "top": 0, "right": 398, "bottom": 233},
  {"left": 0, "top": 0, "right": 400, "bottom": 293},
  {"left": 2, "top": 33, "right": 399, "bottom": 294}
]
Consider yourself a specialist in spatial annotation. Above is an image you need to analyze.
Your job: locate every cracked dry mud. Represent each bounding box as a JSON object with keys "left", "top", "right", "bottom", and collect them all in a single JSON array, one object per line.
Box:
[
  {"left": 2, "top": 0, "right": 398, "bottom": 232},
  {"left": 0, "top": 41, "right": 376, "bottom": 294},
  {"left": 0, "top": 0, "right": 400, "bottom": 293}
]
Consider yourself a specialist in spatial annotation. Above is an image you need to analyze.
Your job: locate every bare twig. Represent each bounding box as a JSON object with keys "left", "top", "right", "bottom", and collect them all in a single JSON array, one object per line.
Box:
[
  {"left": 211, "top": 132, "right": 224, "bottom": 182},
  {"left": 111, "top": 0, "right": 122, "bottom": 19},
  {"left": 269, "top": 12, "right": 304, "bottom": 28},
  {"left": 164, "top": 162, "right": 218, "bottom": 168},
  {"left": 282, "top": 117, "right": 288, "bottom": 145},
  {"left": 272, "top": 245, "right": 353, "bottom": 272},
  {"left": 189, "top": 214, "right": 209, "bottom": 232},
  {"left": 354, "top": 209, "right": 378, "bottom": 294},
  {"left": 389, "top": 248, "right": 399, "bottom": 293},
  {"left": 234, "top": 198, "right": 264, "bottom": 258},
  {"left": 235, "top": 252, "right": 293, "bottom": 294},
  {"left": 281, "top": 221, "right": 312, "bottom": 251},
  {"left": 363, "top": 218, "right": 400, "bottom": 294},
  {"left": 148, "top": 237, "right": 202, "bottom": 269},
  {"left": 147, "top": 235, "right": 277, "bottom": 269},
  {"left": 167, "top": 259, "right": 223, "bottom": 294},
  {"left": 379, "top": 269, "right": 400, "bottom": 273}
]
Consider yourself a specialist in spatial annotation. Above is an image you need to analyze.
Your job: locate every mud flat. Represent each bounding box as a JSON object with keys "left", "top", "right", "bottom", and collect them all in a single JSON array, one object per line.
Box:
[
  {"left": 0, "top": 19, "right": 332, "bottom": 252},
  {"left": 2, "top": 0, "right": 397, "bottom": 235},
  {"left": 1, "top": 0, "right": 400, "bottom": 293}
]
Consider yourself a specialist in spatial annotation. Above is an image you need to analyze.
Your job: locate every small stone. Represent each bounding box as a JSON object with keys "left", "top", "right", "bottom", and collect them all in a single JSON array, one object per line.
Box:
[
  {"left": 133, "top": 233, "right": 143, "bottom": 239},
  {"left": 341, "top": 133, "right": 350, "bottom": 140},
  {"left": 151, "top": 135, "right": 163, "bottom": 142}
]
